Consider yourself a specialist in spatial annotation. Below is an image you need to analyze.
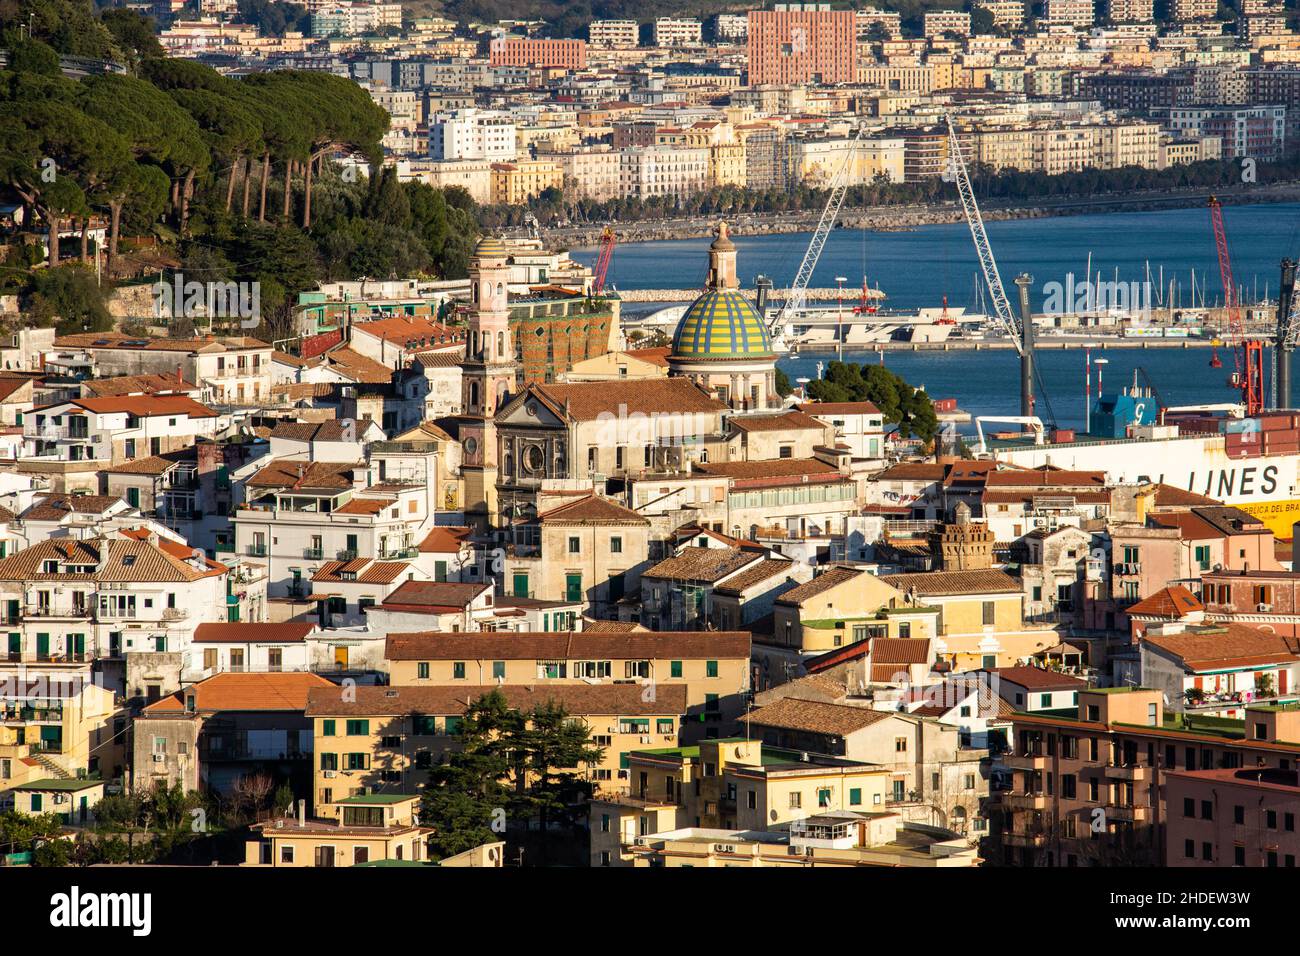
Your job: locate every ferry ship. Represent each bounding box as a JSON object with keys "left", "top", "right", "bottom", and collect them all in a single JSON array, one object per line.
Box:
[{"left": 982, "top": 386, "right": 1300, "bottom": 538}]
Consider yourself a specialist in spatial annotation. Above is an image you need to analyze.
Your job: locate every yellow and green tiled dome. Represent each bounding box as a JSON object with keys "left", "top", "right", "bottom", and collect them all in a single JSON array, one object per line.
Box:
[{"left": 672, "top": 289, "right": 773, "bottom": 360}]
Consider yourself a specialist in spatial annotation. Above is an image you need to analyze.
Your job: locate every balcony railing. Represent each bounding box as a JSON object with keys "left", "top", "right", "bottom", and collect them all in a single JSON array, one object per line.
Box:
[
  {"left": 378, "top": 547, "right": 419, "bottom": 560},
  {"left": 23, "top": 604, "right": 91, "bottom": 619},
  {"left": 303, "top": 547, "right": 324, "bottom": 560},
  {"left": 97, "top": 606, "right": 137, "bottom": 619},
  {"left": 247, "top": 544, "right": 268, "bottom": 557},
  {"left": 337, "top": 549, "right": 358, "bottom": 561}
]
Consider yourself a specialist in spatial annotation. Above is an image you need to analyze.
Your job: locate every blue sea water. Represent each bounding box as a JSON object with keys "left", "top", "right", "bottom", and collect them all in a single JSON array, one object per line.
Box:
[{"left": 572, "top": 203, "right": 1300, "bottom": 430}]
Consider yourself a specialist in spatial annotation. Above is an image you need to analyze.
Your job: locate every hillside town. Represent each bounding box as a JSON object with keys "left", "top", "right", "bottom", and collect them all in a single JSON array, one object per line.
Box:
[
  {"left": 2, "top": 1, "right": 1300, "bottom": 892},
  {"left": 0, "top": 219, "right": 1293, "bottom": 871},
  {"left": 145, "top": 0, "right": 1300, "bottom": 204}
]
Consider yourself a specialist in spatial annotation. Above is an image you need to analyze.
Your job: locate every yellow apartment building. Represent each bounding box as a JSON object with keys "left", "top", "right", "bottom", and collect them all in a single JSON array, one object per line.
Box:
[
  {"left": 0, "top": 678, "right": 123, "bottom": 794},
  {"left": 306, "top": 682, "right": 689, "bottom": 805},
  {"left": 243, "top": 794, "right": 434, "bottom": 866},
  {"left": 504, "top": 494, "right": 652, "bottom": 614},
  {"left": 880, "top": 569, "right": 1056, "bottom": 669},
  {"left": 489, "top": 160, "right": 563, "bottom": 205},
  {"left": 383, "top": 630, "right": 751, "bottom": 738},
  {"left": 758, "top": 566, "right": 938, "bottom": 681}
]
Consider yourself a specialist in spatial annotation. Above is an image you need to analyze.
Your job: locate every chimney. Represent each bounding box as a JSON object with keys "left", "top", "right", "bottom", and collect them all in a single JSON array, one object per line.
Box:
[{"left": 297, "top": 799, "right": 306, "bottom": 826}]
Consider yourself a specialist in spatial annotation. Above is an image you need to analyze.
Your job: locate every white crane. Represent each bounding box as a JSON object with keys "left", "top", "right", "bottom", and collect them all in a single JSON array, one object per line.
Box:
[
  {"left": 769, "top": 126, "right": 867, "bottom": 345},
  {"left": 943, "top": 112, "right": 1022, "bottom": 356}
]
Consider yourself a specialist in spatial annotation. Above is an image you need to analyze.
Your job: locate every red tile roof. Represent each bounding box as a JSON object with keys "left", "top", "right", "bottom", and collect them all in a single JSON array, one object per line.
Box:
[
  {"left": 193, "top": 622, "right": 316, "bottom": 643},
  {"left": 144, "top": 672, "right": 335, "bottom": 714},
  {"left": 1127, "top": 585, "right": 1203, "bottom": 619}
]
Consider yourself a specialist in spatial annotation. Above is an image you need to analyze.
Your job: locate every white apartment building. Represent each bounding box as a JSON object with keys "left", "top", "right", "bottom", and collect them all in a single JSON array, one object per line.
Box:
[
  {"left": 184, "top": 621, "right": 317, "bottom": 683},
  {"left": 977, "top": 1, "right": 1027, "bottom": 28},
  {"left": 1039, "top": 0, "right": 1094, "bottom": 26},
  {"left": 856, "top": 7, "right": 902, "bottom": 38},
  {"left": 653, "top": 17, "right": 703, "bottom": 46},
  {"left": 428, "top": 109, "right": 518, "bottom": 162},
  {"left": 25, "top": 395, "right": 219, "bottom": 464},
  {"left": 714, "top": 14, "right": 749, "bottom": 42},
  {"left": 231, "top": 457, "right": 438, "bottom": 598},
  {"left": 555, "top": 147, "right": 623, "bottom": 201},
  {"left": 589, "top": 19, "right": 639, "bottom": 48},
  {"left": 0, "top": 531, "right": 231, "bottom": 694},
  {"left": 311, "top": 1, "right": 401, "bottom": 38},
  {"left": 618, "top": 145, "right": 709, "bottom": 198},
  {"left": 1103, "top": 0, "right": 1154, "bottom": 20},
  {"left": 51, "top": 334, "right": 273, "bottom": 407},
  {"left": 923, "top": 10, "right": 971, "bottom": 37},
  {"left": 1170, "top": 0, "right": 1215, "bottom": 19}
]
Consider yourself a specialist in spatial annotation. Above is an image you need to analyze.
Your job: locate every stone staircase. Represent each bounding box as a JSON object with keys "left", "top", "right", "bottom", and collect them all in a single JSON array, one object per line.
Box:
[{"left": 30, "top": 750, "right": 72, "bottom": 780}]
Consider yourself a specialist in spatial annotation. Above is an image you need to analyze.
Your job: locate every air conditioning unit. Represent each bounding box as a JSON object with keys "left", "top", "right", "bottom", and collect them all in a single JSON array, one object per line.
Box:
[
  {"left": 714, "top": 843, "right": 737, "bottom": 853},
  {"left": 323, "top": 770, "right": 336, "bottom": 778},
  {"left": 152, "top": 753, "right": 165, "bottom": 763},
  {"left": 1259, "top": 603, "right": 1273, "bottom": 612},
  {"left": 53, "top": 794, "right": 67, "bottom": 804}
]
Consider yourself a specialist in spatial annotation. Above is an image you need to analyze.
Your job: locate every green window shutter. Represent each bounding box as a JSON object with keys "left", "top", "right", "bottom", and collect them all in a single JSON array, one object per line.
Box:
[
  {"left": 492, "top": 661, "right": 505, "bottom": 679},
  {"left": 706, "top": 660, "right": 718, "bottom": 678},
  {"left": 445, "top": 716, "right": 462, "bottom": 735},
  {"left": 670, "top": 660, "right": 682, "bottom": 678},
  {"left": 849, "top": 788, "right": 862, "bottom": 806},
  {"left": 453, "top": 662, "right": 466, "bottom": 679},
  {"left": 31, "top": 794, "right": 41, "bottom": 812},
  {"left": 346, "top": 719, "right": 369, "bottom": 736},
  {"left": 322, "top": 720, "right": 335, "bottom": 737}
]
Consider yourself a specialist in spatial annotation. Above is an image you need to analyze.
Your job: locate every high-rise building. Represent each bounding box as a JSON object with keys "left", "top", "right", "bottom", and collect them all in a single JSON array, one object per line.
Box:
[{"left": 747, "top": 4, "right": 856, "bottom": 86}]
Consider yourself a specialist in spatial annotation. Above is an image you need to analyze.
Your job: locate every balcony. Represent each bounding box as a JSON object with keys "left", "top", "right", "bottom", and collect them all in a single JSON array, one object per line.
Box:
[
  {"left": 97, "top": 606, "right": 137, "bottom": 620},
  {"left": 1001, "top": 791, "right": 1050, "bottom": 811},
  {"left": 161, "top": 607, "right": 188, "bottom": 622},
  {"left": 247, "top": 544, "right": 268, "bottom": 557},
  {"left": 378, "top": 547, "right": 419, "bottom": 560},
  {"left": 336, "top": 549, "right": 358, "bottom": 561},
  {"left": 303, "top": 547, "right": 324, "bottom": 560},
  {"left": 1003, "top": 752, "right": 1049, "bottom": 771},
  {"left": 1, "top": 706, "right": 65, "bottom": 723},
  {"left": 23, "top": 604, "right": 91, "bottom": 620},
  {"left": 1105, "top": 803, "right": 1151, "bottom": 823},
  {"left": 1104, "top": 764, "right": 1149, "bottom": 781},
  {"left": 1004, "top": 829, "right": 1048, "bottom": 848}
]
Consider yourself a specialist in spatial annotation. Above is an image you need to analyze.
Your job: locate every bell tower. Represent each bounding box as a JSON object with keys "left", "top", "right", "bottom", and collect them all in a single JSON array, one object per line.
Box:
[{"left": 459, "top": 237, "right": 518, "bottom": 532}]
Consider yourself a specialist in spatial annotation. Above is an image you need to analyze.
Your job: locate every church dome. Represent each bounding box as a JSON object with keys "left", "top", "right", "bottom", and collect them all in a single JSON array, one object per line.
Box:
[
  {"left": 475, "top": 236, "right": 511, "bottom": 258},
  {"left": 671, "top": 288, "right": 773, "bottom": 360}
]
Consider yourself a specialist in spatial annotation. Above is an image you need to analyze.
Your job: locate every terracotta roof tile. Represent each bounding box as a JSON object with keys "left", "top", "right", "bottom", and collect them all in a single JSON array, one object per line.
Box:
[
  {"left": 144, "top": 672, "right": 334, "bottom": 714},
  {"left": 713, "top": 558, "right": 796, "bottom": 595},
  {"left": 66, "top": 395, "right": 217, "bottom": 418},
  {"left": 418, "top": 526, "right": 471, "bottom": 553},
  {"left": 728, "top": 410, "right": 828, "bottom": 433},
  {"left": 538, "top": 495, "right": 648, "bottom": 525},
  {"left": 305, "top": 683, "right": 687, "bottom": 718},
  {"left": 1127, "top": 585, "right": 1204, "bottom": 618},
  {"left": 643, "top": 546, "right": 761, "bottom": 583},
  {"left": 1143, "top": 623, "right": 1300, "bottom": 672},
  {"left": 383, "top": 630, "right": 750, "bottom": 661},
  {"left": 796, "top": 401, "right": 882, "bottom": 416},
  {"left": 380, "top": 580, "right": 491, "bottom": 612},
  {"left": 881, "top": 569, "right": 1022, "bottom": 596},
  {"left": 522, "top": 378, "right": 727, "bottom": 421},
  {"left": 81, "top": 373, "right": 197, "bottom": 396},
  {"left": 743, "top": 698, "right": 893, "bottom": 736},
  {"left": 193, "top": 622, "right": 316, "bottom": 643},
  {"left": 692, "top": 458, "right": 840, "bottom": 480},
  {"left": 776, "top": 567, "right": 865, "bottom": 605},
  {"left": 246, "top": 458, "right": 358, "bottom": 491},
  {"left": 335, "top": 497, "right": 395, "bottom": 516},
  {"left": 987, "top": 665, "right": 1087, "bottom": 690}
]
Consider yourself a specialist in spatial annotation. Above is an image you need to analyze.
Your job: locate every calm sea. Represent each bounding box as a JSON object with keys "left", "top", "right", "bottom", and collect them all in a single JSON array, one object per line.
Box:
[{"left": 572, "top": 203, "right": 1300, "bottom": 431}]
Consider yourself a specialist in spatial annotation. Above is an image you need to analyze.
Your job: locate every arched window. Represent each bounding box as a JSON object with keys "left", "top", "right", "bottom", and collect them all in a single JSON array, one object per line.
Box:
[
  {"left": 497, "top": 331, "right": 505, "bottom": 356},
  {"left": 469, "top": 381, "right": 480, "bottom": 408}
]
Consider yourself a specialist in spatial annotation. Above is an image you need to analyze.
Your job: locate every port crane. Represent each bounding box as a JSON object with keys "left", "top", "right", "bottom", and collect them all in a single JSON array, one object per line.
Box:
[
  {"left": 1208, "top": 197, "right": 1265, "bottom": 415},
  {"left": 944, "top": 113, "right": 1056, "bottom": 425},
  {"left": 592, "top": 226, "right": 617, "bottom": 294},
  {"left": 768, "top": 126, "right": 868, "bottom": 345}
]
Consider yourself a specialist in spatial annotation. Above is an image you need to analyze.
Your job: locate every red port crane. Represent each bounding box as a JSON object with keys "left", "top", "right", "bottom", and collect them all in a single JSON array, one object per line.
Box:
[
  {"left": 593, "top": 227, "right": 616, "bottom": 294},
  {"left": 1209, "top": 196, "right": 1265, "bottom": 415}
]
